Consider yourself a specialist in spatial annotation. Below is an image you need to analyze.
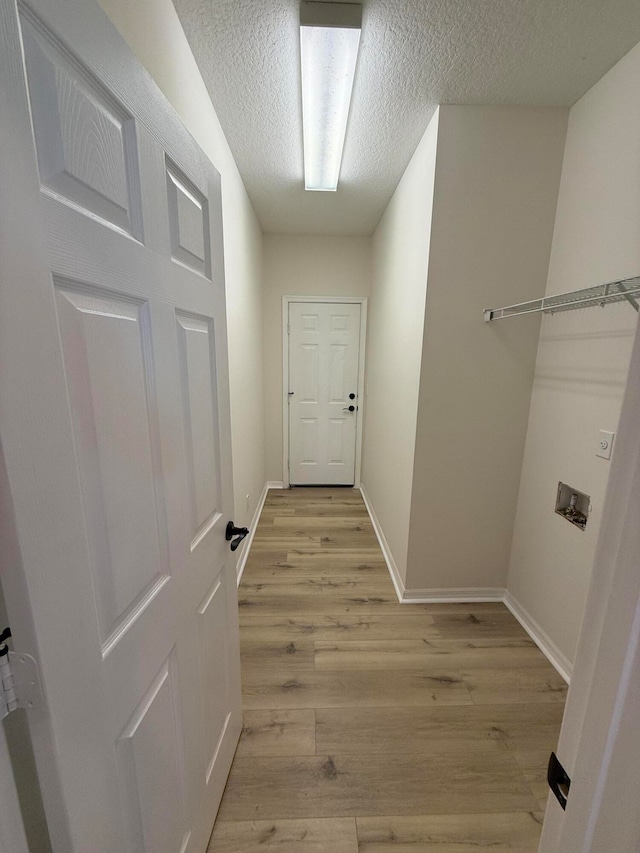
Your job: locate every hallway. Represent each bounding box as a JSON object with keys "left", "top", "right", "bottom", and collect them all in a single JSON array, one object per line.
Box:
[{"left": 209, "top": 488, "right": 567, "bottom": 851}]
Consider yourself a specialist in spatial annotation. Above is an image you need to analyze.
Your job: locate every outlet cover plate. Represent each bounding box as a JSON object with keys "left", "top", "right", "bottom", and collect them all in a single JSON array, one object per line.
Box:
[{"left": 597, "top": 430, "right": 615, "bottom": 460}]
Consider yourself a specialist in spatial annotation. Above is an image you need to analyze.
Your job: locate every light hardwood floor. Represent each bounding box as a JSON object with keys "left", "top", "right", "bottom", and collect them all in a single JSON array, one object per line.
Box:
[{"left": 209, "top": 488, "right": 567, "bottom": 852}]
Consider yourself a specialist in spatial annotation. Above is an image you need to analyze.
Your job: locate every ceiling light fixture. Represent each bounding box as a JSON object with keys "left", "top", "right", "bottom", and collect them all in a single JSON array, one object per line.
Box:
[{"left": 300, "top": 1, "right": 362, "bottom": 192}]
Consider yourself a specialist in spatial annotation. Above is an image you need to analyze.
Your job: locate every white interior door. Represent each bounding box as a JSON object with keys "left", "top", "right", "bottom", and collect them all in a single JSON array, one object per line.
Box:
[
  {"left": 288, "top": 302, "right": 361, "bottom": 485},
  {"left": 0, "top": 1, "right": 241, "bottom": 851}
]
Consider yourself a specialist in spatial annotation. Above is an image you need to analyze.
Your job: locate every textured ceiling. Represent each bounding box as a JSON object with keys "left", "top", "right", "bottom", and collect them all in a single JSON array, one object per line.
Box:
[{"left": 172, "top": 0, "right": 640, "bottom": 235}]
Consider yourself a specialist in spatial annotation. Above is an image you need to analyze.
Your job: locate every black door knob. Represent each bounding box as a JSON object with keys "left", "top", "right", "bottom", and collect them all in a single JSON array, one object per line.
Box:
[
  {"left": 226, "top": 521, "right": 249, "bottom": 551},
  {"left": 349, "top": 393, "right": 356, "bottom": 399}
]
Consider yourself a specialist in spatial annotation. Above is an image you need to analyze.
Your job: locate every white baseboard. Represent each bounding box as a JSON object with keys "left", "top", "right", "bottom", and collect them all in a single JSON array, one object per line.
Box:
[
  {"left": 358, "top": 483, "right": 405, "bottom": 602},
  {"left": 402, "top": 587, "right": 505, "bottom": 603},
  {"left": 504, "top": 590, "right": 572, "bottom": 683},
  {"left": 236, "top": 482, "right": 270, "bottom": 586},
  {"left": 265, "top": 481, "right": 284, "bottom": 489}
]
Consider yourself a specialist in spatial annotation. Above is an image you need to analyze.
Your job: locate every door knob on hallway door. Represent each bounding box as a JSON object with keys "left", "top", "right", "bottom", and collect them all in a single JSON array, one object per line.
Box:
[
  {"left": 226, "top": 521, "right": 249, "bottom": 551},
  {"left": 343, "top": 405, "right": 355, "bottom": 412}
]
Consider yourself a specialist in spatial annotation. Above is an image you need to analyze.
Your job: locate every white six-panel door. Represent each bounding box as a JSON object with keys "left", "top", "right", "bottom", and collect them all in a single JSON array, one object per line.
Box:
[
  {"left": 288, "top": 302, "right": 362, "bottom": 485},
  {"left": 0, "top": 1, "right": 241, "bottom": 851}
]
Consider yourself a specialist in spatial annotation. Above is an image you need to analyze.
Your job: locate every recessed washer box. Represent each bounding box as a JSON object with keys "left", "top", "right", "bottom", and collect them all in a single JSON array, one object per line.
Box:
[{"left": 555, "top": 482, "right": 590, "bottom": 531}]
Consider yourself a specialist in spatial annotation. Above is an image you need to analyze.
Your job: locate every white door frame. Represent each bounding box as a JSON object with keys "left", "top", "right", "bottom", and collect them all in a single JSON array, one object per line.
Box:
[
  {"left": 282, "top": 295, "right": 367, "bottom": 489},
  {"left": 538, "top": 313, "right": 640, "bottom": 851}
]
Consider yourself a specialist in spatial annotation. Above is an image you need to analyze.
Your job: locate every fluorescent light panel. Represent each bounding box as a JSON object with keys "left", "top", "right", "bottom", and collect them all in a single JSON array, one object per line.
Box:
[{"left": 300, "top": 2, "right": 361, "bottom": 191}]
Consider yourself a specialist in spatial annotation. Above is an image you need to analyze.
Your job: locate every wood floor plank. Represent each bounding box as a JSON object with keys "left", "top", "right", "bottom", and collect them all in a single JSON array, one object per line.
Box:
[
  {"left": 217, "top": 750, "right": 539, "bottom": 821},
  {"left": 242, "top": 552, "right": 388, "bottom": 579},
  {"left": 314, "top": 639, "right": 439, "bottom": 670},
  {"left": 273, "top": 516, "right": 374, "bottom": 529},
  {"left": 208, "top": 817, "right": 358, "bottom": 853},
  {"left": 242, "top": 550, "right": 289, "bottom": 566},
  {"left": 463, "top": 667, "right": 568, "bottom": 705},
  {"left": 240, "top": 639, "right": 315, "bottom": 671},
  {"left": 238, "top": 592, "right": 414, "bottom": 617},
  {"left": 273, "top": 510, "right": 375, "bottom": 524},
  {"left": 283, "top": 549, "right": 385, "bottom": 561},
  {"left": 315, "top": 704, "right": 565, "bottom": 756},
  {"left": 240, "top": 667, "right": 473, "bottom": 709},
  {"left": 356, "top": 812, "right": 545, "bottom": 852},
  {"left": 318, "top": 576, "right": 396, "bottom": 594},
  {"left": 294, "top": 506, "right": 370, "bottom": 517},
  {"left": 240, "top": 576, "right": 394, "bottom": 595},
  {"left": 269, "top": 488, "right": 363, "bottom": 502},
  {"left": 249, "top": 538, "right": 323, "bottom": 551},
  {"left": 238, "top": 613, "right": 441, "bottom": 643},
  {"left": 430, "top": 610, "right": 530, "bottom": 640},
  {"left": 245, "top": 556, "right": 387, "bottom": 571},
  {"left": 408, "top": 602, "right": 515, "bottom": 615},
  {"left": 314, "top": 637, "right": 550, "bottom": 671},
  {"left": 236, "top": 710, "right": 316, "bottom": 757},
  {"left": 244, "top": 567, "right": 387, "bottom": 581},
  {"left": 241, "top": 578, "right": 325, "bottom": 595}
]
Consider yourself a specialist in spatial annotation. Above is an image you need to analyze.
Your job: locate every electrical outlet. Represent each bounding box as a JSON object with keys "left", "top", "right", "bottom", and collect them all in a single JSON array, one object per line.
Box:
[
  {"left": 245, "top": 493, "right": 251, "bottom": 514},
  {"left": 596, "top": 430, "right": 614, "bottom": 460}
]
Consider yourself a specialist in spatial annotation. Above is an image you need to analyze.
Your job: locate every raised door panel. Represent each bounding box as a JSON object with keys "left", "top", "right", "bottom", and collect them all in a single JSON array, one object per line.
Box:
[
  {"left": 329, "top": 345, "right": 348, "bottom": 402},
  {"left": 329, "top": 313, "right": 349, "bottom": 333},
  {"left": 299, "top": 344, "right": 320, "bottom": 403},
  {"left": 328, "top": 418, "right": 349, "bottom": 467},
  {"left": 21, "top": 13, "right": 142, "bottom": 238},
  {"left": 55, "top": 282, "right": 170, "bottom": 653},
  {"left": 166, "top": 160, "right": 211, "bottom": 278},
  {"left": 300, "top": 419, "right": 320, "bottom": 467},
  {"left": 176, "top": 313, "right": 223, "bottom": 546},
  {"left": 116, "top": 653, "right": 189, "bottom": 853},
  {"left": 197, "top": 574, "right": 232, "bottom": 786},
  {"left": 301, "top": 313, "right": 319, "bottom": 332},
  {"left": 291, "top": 314, "right": 321, "bottom": 480},
  {"left": 328, "top": 309, "right": 359, "bottom": 397}
]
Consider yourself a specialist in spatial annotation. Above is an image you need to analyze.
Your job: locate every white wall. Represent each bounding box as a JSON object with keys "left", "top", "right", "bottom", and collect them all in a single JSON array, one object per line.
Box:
[
  {"left": 98, "top": 0, "right": 265, "bottom": 531},
  {"left": 405, "top": 106, "right": 568, "bottom": 594},
  {"left": 507, "top": 43, "right": 640, "bottom": 668},
  {"left": 360, "top": 110, "right": 440, "bottom": 584},
  {"left": 263, "top": 234, "right": 371, "bottom": 482}
]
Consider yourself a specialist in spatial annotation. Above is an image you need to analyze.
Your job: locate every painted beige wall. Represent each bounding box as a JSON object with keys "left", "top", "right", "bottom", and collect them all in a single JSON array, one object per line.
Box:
[
  {"left": 98, "top": 0, "right": 265, "bottom": 531},
  {"left": 507, "top": 43, "right": 640, "bottom": 667},
  {"left": 360, "top": 110, "right": 440, "bottom": 583},
  {"left": 263, "top": 234, "right": 371, "bottom": 482},
  {"left": 405, "top": 106, "right": 568, "bottom": 593}
]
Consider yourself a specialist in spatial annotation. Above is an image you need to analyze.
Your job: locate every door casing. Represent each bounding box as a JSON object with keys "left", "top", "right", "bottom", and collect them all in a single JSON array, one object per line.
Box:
[
  {"left": 282, "top": 295, "right": 367, "bottom": 489},
  {"left": 539, "top": 313, "right": 640, "bottom": 851}
]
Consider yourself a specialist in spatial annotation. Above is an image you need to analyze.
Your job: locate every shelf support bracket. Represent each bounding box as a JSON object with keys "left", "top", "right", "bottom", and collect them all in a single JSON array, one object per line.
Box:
[{"left": 616, "top": 281, "right": 639, "bottom": 312}]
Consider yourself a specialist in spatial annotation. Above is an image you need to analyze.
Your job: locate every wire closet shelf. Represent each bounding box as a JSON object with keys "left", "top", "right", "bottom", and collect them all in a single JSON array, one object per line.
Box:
[{"left": 484, "top": 275, "right": 640, "bottom": 322}]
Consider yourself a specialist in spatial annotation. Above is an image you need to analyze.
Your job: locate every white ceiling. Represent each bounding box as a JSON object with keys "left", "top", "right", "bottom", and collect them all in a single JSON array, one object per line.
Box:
[{"left": 172, "top": 0, "right": 640, "bottom": 235}]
